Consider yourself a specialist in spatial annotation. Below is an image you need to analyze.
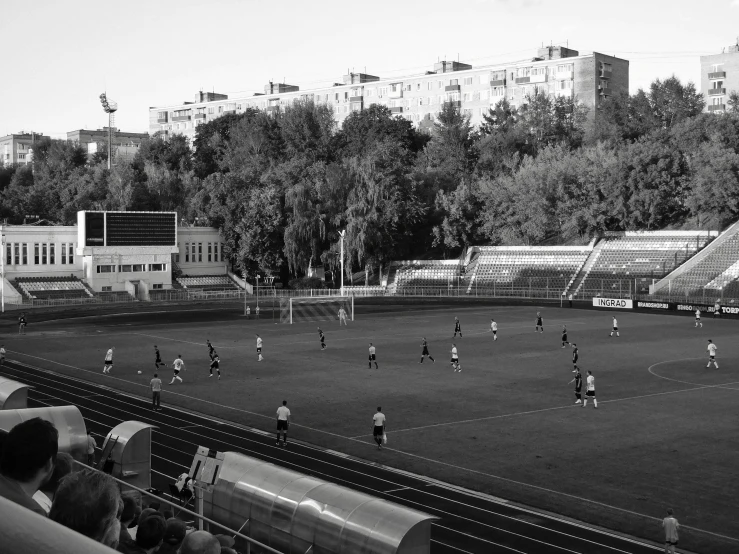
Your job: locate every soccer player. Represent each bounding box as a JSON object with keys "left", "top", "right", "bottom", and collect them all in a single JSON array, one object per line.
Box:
[
  {"left": 154, "top": 345, "right": 163, "bottom": 370},
  {"left": 451, "top": 344, "right": 461, "bottom": 372},
  {"left": 368, "top": 343, "right": 378, "bottom": 369},
  {"left": 695, "top": 309, "right": 702, "bottom": 328},
  {"left": 170, "top": 354, "right": 185, "bottom": 384},
  {"left": 256, "top": 334, "right": 264, "bottom": 362},
  {"left": 419, "top": 337, "right": 435, "bottom": 363},
  {"left": 561, "top": 325, "right": 569, "bottom": 348},
  {"left": 714, "top": 300, "right": 721, "bottom": 318},
  {"left": 0, "top": 344, "right": 5, "bottom": 365},
  {"left": 102, "top": 347, "right": 114, "bottom": 374},
  {"left": 571, "top": 343, "right": 580, "bottom": 372},
  {"left": 338, "top": 307, "right": 348, "bottom": 326},
  {"left": 706, "top": 339, "right": 719, "bottom": 369},
  {"left": 150, "top": 373, "right": 162, "bottom": 411},
  {"left": 206, "top": 339, "right": 216, "bottom": 360},
  {"left": 535, "top": 312, "right": 543, "bottom": 333},
  {"left": 453, "top": 317, "right": 462, "bottom": 338},
  {"left": 276, "top": 400, "right": 290, "bottom": 447},
  {"left": 569, "top": 367, "right": 583, "bottom": 404},
  {"left": 209, "top": 355, "right": 221, "bottom": 380},
  {"left": 318, "top": 328, "right": 326, "bottom": 350},
  {"left": 18, "top": 312, "right": 27, "bottom": 335},
  {"left": 490, "top": 319, "right": 498, "bottom": 340},
  {"left": 372, "top": 407, "right": 386, "bottom": 450},
  {"left": 582, "top": 370, "right": 597, "bottom": 408},
  {"left": 609, "top": 317, "right": 620, "bottom": 337}
]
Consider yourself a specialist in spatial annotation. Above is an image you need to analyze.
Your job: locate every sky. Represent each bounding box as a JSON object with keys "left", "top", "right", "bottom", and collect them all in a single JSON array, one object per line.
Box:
[{"left": 1, "top": 0, "right": 738, "bottom": 138}]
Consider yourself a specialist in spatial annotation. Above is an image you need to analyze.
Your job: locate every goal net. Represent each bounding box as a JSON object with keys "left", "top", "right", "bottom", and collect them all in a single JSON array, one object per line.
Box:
[{"left": 280, "top": 295, "right": 354, "bottom": 324}]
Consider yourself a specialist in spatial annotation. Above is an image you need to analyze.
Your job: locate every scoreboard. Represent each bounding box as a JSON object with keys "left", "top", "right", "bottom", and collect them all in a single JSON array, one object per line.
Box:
[{"left": 82, "top": 211, "right": 176, "bottom": 247}]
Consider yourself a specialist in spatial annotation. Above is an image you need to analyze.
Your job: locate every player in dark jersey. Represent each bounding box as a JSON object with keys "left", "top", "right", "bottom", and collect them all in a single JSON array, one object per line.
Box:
[
  {"left": 18, "top": 313, "right": 27, "bottom": 335},
  {"left": 571, "top": 343, "right": 580, "bottom": 372},
  {"left": 419, "top": 337, "right": 435, "bottom": 363},
  {"left": 318, "top": 328, "right": 326, "bottom": 350},
  {"left": 154, "top": 345, "right": 163, "bottom": 370},
  {"left": 535, "top": 312, "right": 543, "bottom": 333},
  {"left": 561, "top": 325, "right": 570, "bottom": 348},
  {"left": 206, "top": 339, "right": 216, "bottom": 361},
  {"left": 569, "top": 368, "right": 583, "bottom": 404},
  {"left": 453, "top": 317, "right": 462, "bottom": 338},
  {"left": 209, "top": 355, "right": 221, "bottom": 380}
]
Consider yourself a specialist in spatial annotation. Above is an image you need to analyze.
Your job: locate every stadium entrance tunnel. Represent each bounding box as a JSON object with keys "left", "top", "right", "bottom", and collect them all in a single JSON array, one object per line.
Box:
[
  {"left": 99, "top": 421, "right": 156, "bottom": 490},
  {"left": 205, "top": 451, "right": 437, "bottom": 553},
  {"left": 0, "top": 376, "right": 31, "bottom": 409},
  {"left": 0, "top": 406, "right": 87, "bottom": 462}
]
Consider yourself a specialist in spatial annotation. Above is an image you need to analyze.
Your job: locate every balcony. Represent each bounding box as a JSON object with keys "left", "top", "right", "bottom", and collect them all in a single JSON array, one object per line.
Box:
[
  {"left": 157, "top": 115, "right": 168, "bottom": 124},
  {"left": 445, "top": 84, "right": 460, "bottom": 92},
  {"left": 599, "top": 72, "right": 611, "bottom": 79},
  {"left": 490, "top": 79, "right": 506, "bottom": 87},
  {"left": 266, "top": 106, "right": 280, "bottom": 113},
  {"left": 529, "top": 73, "right": 547, "bottom": 84},
  {"left": 708, "top": 104, "right": 725, "bottom": 112},
  {"left": 171, "top": 114, "right": 191, "bottom": 122},
  {"left": 515, "top": 76, "right": 530, "bottom": 84},
  {"left": 708, "top": 71, "right": 726, "bottom": 80},
  {"left": 449, "top": 100, "right": 462, "bottom": 108},
  {"left": 390, "top": 106, "right": 404, "bottom": 114},
  {"left": 193, "top": 113, "right": 206, "bottom": 120},
  {"left": 708, "top": 88, "right": 726, "bottom": 96},
  {"left": 349, "top": 95, "right": 363, "bottom": 103}
]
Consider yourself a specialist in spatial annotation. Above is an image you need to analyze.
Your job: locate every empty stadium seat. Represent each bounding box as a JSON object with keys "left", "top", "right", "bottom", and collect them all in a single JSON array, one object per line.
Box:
[
  {"left": 393, "top": 261, "right": 462, "bottom": 290},
  {"left": 14, "top": 277, "right": 94, "bottom": 300},
  {"left": 177, "top": 275, "right": 239, "bottom": 291}
]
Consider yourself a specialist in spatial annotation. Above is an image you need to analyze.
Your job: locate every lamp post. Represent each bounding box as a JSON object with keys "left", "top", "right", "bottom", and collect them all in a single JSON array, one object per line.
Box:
[
  {"left": 256, "top": 273, "right": 260, "bottom": 317},
  {"left": 1, "top": 234, "right": 5, "bottom": 314},
  {"left": 339, "top": 230, "right": 346, "bottom": 296},
  {"left": 99, "top": 93, "right": 118, "bottom": 170}
]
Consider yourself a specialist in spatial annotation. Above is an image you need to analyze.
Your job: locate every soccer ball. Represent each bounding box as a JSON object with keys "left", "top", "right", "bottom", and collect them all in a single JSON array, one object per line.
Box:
[{"left": 137, "top": 371, "right": 142, "bottom": 374}]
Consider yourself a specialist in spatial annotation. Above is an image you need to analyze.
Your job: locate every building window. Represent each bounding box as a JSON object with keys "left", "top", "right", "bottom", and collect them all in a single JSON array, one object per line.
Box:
[
  {"left": 14, "top": 244, "right": 19, "bottom": 265},
  {"left": 152, "top": 283, "right": 164, "bottom": 289},
  {"left": 62, "top": 243, "right": 67, "bottom": 264},
  {"left": 221, "top": 243, "right": 225, "bottom": 261},
  {"left": 102, "top": 286, "right": 113, "bottom": 292},
  {"left": 68, "top": 243, "right": 74, "bottom": 265},
  {"left": 207, "top": 242, "right": 212, "bottom": 262},
  {"left": 18, "top": 154, "right": 26, "bottom": 160},
  {"left": 97, "top": 265, "right": 115, "bottom": 273},
  {"left": 22, "top": 244, "right": 28, "bottom": 265},
  {"left": 149, "top": 263, "right": 166, "bottom": 271},
  {"left": 34, "top": 244, "right": 39, "bottom": 265},
  {"left": 463, "top": 77, "right": 473, "bottom": 86},
  {"left": 49, "top": 243, "right": 55, "bottom": 265},
  {"left": 185, "top": 243, "right": 189, "bottom": 262},
  {"left": 517, "top": 67, "right": 531, "bottom": 77},
  {"left": 208, "top": 107, "right": 214, "bottom": 114},
  {"left": 5, "top": 243, "right": 11, "bottom": 265},
  {"left": 449, "top": 79, "right": 458, "bottom": 86},
  {"left": 41, "top": 244, "right": 47, "bottom": 265},
  {"left": 198, "top": 243, "right": 203, "bottom": 262},
  {"left": 214, "top": 242, "right": 219, "bottom": 262},
  {"left": 175, "top": 252, "right": 180, "bottom": 263},
  {"left": 438, "top": 81, "right": 443, "bottom": 89}
]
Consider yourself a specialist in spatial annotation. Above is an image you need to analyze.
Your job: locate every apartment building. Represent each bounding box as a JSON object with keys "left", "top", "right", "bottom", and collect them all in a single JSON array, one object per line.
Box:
[
  {"left": 67, "top": 127, "right": 149, "bottom": 162},
  {"left": 0, "top": 132, "right": 49, "bottom": 166},
  {"left": 149, "top": 44, "right": 629, "bottom": 140},
  {"left": 700, "top": 39, "right": 739, "bottom": 113}
]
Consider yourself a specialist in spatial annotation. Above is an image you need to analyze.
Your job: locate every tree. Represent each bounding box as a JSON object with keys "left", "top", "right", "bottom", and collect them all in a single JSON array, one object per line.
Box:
[
  {"left": 648, "top": 76, "right": 705, "bottom": 129},
  {"left": 420, "top": 100, "right": 476, "bottom": 178},
  {"left": 728, "top": 90, "right": 739, "bottom": 114},
  {"left": 337, "top": 104, "right": 426, "bottom": 159},
  {"left": 192, "top": 111, "right": 250, "bottom": 178}
]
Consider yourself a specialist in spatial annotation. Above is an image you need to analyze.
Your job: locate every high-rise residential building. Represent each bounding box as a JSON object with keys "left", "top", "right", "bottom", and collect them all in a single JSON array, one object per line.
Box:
[
  {"left": 149, "top": 44, "right": 629, "bottom": 140},
  {"left": 0, "top": 132, "right": 49, "bottom": 166},
  {"left": 700, "top": 39, "right": 739, "bottom": 114},
  {"left": 66, "top": 127, "right": 150, "bottom": 162}
]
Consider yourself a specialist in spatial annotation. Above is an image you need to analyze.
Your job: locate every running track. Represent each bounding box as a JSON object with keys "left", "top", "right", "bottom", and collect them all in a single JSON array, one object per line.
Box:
[{"left": 0, "top": 359, "right": 660, "bottom": 554}]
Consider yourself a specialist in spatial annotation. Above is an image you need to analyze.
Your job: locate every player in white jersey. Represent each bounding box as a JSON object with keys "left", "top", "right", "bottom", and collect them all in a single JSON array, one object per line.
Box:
[
  {"left": 609, "top": 317, "right": 620, "bottom": 337},
  {"left": 338, "top": 307, "right": 348, "bottom": 326},
  {"left": 368, "top": 343, "right": 378, "bottom": 369},
  {"left": 451, "top": 344, "right": 461, "bottom": 372},
  {"left": 276, "top": 400, "right": 291, "bottom": 447},
  {"left": 170, "top": 355, "right": 185, "bottom": 384},
  {"left": 490, "top": 319, "right": 498, "bottom": 340},
  {"left": 695, "top": 309, "right": 702, "bottom": 328},
  {"left": 256, "top": 334, "right": 264, "bottom": 361},
  {"left": 582, "top": 370, "right": 597, "bottom": 408},
  {"left": 103, "top": 348, "right": 114, "bottom": 374},
  {"left": 706, "top": 340, "right": 718, "bottom": 369}
]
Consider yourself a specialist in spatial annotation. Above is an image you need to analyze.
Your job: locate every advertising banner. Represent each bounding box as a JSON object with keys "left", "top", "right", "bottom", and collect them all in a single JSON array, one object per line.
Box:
[
  {"left": 635, "top": 300, "right": 670, "bottom": 310},
  {"left": 592, "top": 298, "right": 633, "bottom": 309}
]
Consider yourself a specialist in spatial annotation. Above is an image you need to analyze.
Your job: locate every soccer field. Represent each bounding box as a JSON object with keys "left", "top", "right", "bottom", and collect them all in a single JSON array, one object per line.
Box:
[{"left": 4, "top": 301, "right": 739, "bottom": 552}]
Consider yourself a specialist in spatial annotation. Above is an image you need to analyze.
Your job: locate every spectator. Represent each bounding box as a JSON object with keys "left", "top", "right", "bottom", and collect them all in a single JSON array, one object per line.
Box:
[
  {"left": 157, "top": 517, "right": 187, "bottom": 554},
  {"left": 49, "top": 468, "right": 123, "bottom": 549},
  {"left": 663, "top": 508, "right": 680, "bottom": 554},
  {"left": 0, "top": 417, "right": 58, "bottom": 517},
  {"left": 117, "top": 492, "right": 141, "bottom": 552},
  {"left": 32, "top": 451, "right": 74, "bottom": 514},
  {"left": 87, "top": 431, "right": 98, "bottom": 466},
  {"left": 127, "top": 510, "right": 166, "bottom": 554},
  {"left": 180, "top": 530, "right": 222, "bottom": 554},
  {"left": 175, "top": 472, "right": 194, "bottom": 505}
]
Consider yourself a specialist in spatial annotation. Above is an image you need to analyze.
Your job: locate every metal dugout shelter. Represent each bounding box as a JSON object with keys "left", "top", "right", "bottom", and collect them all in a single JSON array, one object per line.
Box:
[
  {"left": 0, "top": 376, "right": 31, "bottom": 409},
  {"left": 0, "top": 405, "right": 87, "bottom": 461},
  {"left": 99, "top": 421, "right": 156, "bottom": 490}
]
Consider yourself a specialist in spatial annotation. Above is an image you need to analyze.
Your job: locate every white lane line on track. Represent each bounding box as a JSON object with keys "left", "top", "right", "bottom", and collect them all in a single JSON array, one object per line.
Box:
[{"left": 13, "top": 367, "right": 674, "bottom": 552}]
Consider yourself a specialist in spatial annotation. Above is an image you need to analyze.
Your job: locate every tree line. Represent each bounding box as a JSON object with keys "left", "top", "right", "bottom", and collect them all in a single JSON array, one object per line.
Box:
[{"left": 1, "top": 76, "right": 738, "bottom": 286}]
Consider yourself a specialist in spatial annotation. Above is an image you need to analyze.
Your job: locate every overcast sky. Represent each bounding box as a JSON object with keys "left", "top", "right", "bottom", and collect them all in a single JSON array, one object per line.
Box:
[{"left": 2, "top": 0, "right": 738, "bottom": 138}]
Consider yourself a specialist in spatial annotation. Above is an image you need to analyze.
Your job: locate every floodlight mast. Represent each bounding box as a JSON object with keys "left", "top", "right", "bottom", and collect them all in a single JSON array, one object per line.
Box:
[{"left": 99, "top": 93, "right": 118, "bottom": 170}]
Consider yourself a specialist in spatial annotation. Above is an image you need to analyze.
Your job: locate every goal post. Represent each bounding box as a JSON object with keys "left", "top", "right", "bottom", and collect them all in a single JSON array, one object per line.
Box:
[{"left": 279, "top": 295, "right": 354, "bottom": 324}]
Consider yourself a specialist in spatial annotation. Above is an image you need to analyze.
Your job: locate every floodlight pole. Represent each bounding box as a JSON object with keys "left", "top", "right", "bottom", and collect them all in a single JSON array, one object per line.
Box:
[
  {"left": 107, "top": 116, "right": 112, "bottom": 170},
  {"left": 256, "top": 274, "right": 260, "bottom": 311},
  {"left": 339, "top": 230, "right": 346, "bottom": 296},
  {"left": 1, "top": 234, "right": 4, "bottom": 313}
]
